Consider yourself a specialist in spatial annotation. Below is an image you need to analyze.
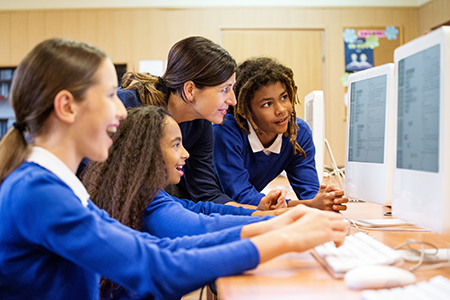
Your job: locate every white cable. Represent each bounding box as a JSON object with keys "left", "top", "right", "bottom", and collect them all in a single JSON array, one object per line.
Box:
[
  {"left": 324, "top": 138, "right": 345, "bottom": 187},
  {"left": 394, "top": 240, "right": 450, "bottom": 271}
]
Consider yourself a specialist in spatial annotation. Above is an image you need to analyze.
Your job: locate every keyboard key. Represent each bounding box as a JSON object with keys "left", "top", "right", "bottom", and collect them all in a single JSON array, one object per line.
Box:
[
  {"left": 311, "top": 232, "right": 402, "bottom": 278},
  {"left": 361, "top": 276, "right": 450, "bottom": 300}
]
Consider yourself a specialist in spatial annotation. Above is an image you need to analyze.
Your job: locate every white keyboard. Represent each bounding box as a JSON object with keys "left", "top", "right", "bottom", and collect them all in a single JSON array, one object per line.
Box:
[
  {"left": 311, "top": 232, "right": 402, "bottom": 278},
  {"left": 362, "top": 275, "right": 450, "bottom": 300}
]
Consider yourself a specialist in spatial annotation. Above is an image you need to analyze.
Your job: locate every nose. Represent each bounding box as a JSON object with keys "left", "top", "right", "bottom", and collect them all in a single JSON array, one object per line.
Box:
[
  {"left": 226, "top": 90, "right": 237, "bottom": 106},
  {"left": 114, "top": 96, "right": 127, "bottom": 120},
  {"left": 181, "top": 144, "right": 190, "bottom": 160},
  {"left": 274, "top": 101, "right": 286, "bottom": 115}
]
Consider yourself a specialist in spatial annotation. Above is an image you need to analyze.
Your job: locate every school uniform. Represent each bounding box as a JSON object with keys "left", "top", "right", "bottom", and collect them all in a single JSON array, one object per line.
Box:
[
  {"left": 0, "top": 147, "right": 259, "bottom": 300},
  {"left": 117, "top": 88, "right": 232, "bottom": 204},
  {"left": 213, "top": 114, "right": 320, "bottom": 206},
  {"left": 143, "top": 190, "right": 271, "bottom": 239}
]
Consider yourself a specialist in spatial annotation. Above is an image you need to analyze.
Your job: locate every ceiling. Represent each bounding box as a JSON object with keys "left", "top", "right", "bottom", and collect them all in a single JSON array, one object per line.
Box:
[{"left": 0, "top": 0, "right": 432, "bottom": 11}]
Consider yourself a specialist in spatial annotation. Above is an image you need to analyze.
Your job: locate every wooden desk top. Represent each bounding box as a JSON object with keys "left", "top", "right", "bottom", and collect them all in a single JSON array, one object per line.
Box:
[{"left": 217, "top": 201, "right": 450, "bottom": 300}]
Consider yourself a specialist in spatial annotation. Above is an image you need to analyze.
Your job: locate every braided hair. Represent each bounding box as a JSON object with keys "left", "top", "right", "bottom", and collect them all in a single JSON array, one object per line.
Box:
[{"left": 233, "top": 57, "right": 305, "bottom": 158}]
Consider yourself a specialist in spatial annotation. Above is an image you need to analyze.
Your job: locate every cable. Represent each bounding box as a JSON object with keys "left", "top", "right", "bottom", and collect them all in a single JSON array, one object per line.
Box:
[
  {"left": 344, "top": 222, "right": 447, "bottom": 272},
  {"left": 394, "top": 240, "right": 450, "bottom": 272},
  {"left": 198, "top": 286, "right": 204, "bottom": 300},
  {"left": 324, "top": 138, "right": 345, "bottom": 188}
]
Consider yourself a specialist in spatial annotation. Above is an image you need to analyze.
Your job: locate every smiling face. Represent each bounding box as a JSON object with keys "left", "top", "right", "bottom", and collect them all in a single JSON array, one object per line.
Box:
[
  {"left": 191, "top": 74, "right": 237, "bottom": 124},
  {"left": 249, "top": 81, "right": 292, "bottom": 147},
  {"left": 160, "top": 116, "right": 190, "bottom": 185},
  {"left": 74, "top": 58, "right": 127, "bottom": 162}
]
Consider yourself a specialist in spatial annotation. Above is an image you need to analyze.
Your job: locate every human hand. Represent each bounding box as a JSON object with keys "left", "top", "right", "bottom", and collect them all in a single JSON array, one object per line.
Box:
[
  {"left": 257, "top": 189, "right": 288, "bottom": 211},
  {"left": 311, "top": 183, "right": 348, "bottom": 212},
  {"left": 253, "top": 205, "right": 308, "bottom": 232},
  {"left": 251, "top": 207, "right": 291, "bottom": 217},
  {"left": 281, "top": 206, "right": 347, "bottom": 251},
  {"left": 248, "top": 206, "right": 346, "bottom": 263}
]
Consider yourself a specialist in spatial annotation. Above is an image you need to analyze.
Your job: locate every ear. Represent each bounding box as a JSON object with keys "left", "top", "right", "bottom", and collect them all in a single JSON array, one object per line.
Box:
[
  {"left": 53, "top": 90, "right": 77, "bottom": 124},
  {"left": 183, "top": 81, "right": 196, "bottom": 102}
]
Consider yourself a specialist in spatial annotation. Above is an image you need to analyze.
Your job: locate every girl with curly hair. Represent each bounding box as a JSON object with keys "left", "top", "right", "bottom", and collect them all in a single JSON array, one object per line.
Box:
[
  {"left": 0, "top": 39, "right": 346, "bottom": 300},
  {"left": 82, "top": 105, "right": 347, "bottom": 299},
  {"left": 213, "top": 57, "right": 348, "bottom": 211},
  {"left": 82, "top": 105, "right": 283, "bottom": 241}
]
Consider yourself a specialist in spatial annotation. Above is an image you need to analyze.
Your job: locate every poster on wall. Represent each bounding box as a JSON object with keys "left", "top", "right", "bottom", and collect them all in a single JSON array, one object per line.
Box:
[
  {"left": 341, "top": 26, "right": 400, "bottom": 87},
  {"left": 344, "top": 37, "right": 374, "bottom": 72}
]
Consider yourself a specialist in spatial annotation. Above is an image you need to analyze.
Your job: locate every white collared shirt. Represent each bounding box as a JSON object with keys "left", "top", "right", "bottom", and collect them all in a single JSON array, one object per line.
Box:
[
  {"left": 27, "top": 146, "right": 90, "bottom": 207},
  {"left": 247, "top": 120, "right": 283, "bottom": 156}
]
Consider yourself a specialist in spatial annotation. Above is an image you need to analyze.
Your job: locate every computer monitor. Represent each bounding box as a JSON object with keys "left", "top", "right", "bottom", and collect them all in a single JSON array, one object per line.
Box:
[
  {"left": 392, "top": 26, "right": 450, "bottom": 234},
  {"left": 304, "top": 91, "right": 325, "bottom": 182},
  {"left": 344, "top": 63, "right": 395, "bottom": 206}
]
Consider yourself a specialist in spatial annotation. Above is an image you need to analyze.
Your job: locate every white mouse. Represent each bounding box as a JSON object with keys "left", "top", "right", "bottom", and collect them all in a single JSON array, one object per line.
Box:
[{"left": 344, "top": 265, "right": 416, "bottom": 290}]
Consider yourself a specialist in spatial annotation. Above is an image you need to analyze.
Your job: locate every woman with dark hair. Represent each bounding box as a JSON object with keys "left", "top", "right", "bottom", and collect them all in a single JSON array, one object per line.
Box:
[
  {"left": 0, "top": 38, "right": 347, "bottom": 300},
  {"left": 110, "top": 36, "right": 287, "bottom": 209},
  {"left": 213, "top": 57, "right": 349, "bottom": 211}
]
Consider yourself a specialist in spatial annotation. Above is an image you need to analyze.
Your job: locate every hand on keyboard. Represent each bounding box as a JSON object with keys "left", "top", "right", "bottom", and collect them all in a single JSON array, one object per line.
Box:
[{"left": 272, "top": 205, "right": 347, "bottom": 252}]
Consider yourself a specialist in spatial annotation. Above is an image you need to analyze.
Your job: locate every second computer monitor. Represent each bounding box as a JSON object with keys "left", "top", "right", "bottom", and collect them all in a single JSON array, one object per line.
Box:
[
  {"left": 392, "top": 26, "right": 450, "bottom": 234},
  {"left": 345, "top": 63, "right": 395, "bottom": 206},
  {"left": 304, "top": 91, "right": 325, "bottom": 182}
]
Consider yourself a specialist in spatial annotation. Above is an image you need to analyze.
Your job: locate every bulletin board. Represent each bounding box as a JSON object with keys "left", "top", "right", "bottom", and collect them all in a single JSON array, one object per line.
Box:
[{"left": 341, "top": 26, "right": 403, "bottom": 87}]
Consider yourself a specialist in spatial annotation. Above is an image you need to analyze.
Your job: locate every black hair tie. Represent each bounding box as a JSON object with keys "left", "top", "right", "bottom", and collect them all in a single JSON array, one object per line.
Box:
[
  {"left": 156, "top": 76, "right": 170, "bottom": 96},
  {"left": 13, "top": 122, "right": 27, "bottom": 133}
]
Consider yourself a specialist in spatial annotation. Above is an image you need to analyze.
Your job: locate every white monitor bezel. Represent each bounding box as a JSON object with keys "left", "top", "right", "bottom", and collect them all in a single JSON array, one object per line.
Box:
[
  {"left": 304, "top": 91, "right": 325, "bottom": 183},
  {"left": 392, "top": 26, "right": 450, "bottom": 234},
  {"left": 344, "top": 63, "right": 395, "bottom": 206}
]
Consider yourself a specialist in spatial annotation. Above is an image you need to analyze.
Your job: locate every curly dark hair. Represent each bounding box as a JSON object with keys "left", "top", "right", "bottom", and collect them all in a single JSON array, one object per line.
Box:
[
  {"left": 82, "top": 106, "right": 172, "bottom": 298},
  {"left": 233, "top": 57, "right": 305, "bottom": 158},
  {"left": 82, "top": 106, "right": 171, "bottom": 230}
]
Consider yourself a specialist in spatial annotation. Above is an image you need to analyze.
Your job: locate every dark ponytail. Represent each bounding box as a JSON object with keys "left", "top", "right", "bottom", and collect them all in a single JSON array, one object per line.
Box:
[{"left": 121, "top": 36, "right": 237, "bottom": 106}]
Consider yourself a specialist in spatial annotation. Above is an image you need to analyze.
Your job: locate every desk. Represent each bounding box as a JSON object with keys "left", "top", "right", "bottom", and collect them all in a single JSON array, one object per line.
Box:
[{"left": 217, "top": 200, "right": 450, "bottom": 300}]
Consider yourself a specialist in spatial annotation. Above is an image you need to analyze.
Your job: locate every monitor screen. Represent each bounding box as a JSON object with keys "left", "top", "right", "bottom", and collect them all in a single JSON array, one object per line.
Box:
[
  {"left": 344, "top": 63, "right": 395, "bottom": 206},
  {"left": 348, "top": 75, "right": 387, "bottom": 164},
  {"left": 396, "top": 44, "right": 440, "bottom": 173},
  {"left": 392, "top": 26, "right": 450, "bottom": 234}
]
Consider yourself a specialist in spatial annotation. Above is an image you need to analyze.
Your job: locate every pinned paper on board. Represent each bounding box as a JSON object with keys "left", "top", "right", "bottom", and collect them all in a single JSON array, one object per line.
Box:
[
  {"left": 138, "top": 60, "right": 165, "bottom": 76},
  {"left": 344, "top": 28, "right": 377, "bottom": 73}
]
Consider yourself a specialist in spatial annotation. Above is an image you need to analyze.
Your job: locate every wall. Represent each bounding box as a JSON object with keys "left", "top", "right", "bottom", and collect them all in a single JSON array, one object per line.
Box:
[
  {"left": 418, "top": 0, "right": 450, "bottom": 34},
  {"left": 0, "top": 6, "right": 420, "bottom": 165}
]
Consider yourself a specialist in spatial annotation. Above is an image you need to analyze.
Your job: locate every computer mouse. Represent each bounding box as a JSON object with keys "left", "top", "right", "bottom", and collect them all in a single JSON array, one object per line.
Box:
[{"left": 344, "top": 265, "right": 416, "bottom": 290}]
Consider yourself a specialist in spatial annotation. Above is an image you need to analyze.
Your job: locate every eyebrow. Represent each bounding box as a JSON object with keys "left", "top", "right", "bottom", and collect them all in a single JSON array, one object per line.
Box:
[
  {"left": 258, "top": 90, "right": 287, "bottom": 102},
  {"left": 171, "top": 137, "right": 182, "bottom": 143},
  {"left": 220, "top": 83, "right": 233, "bottom": 89}
]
